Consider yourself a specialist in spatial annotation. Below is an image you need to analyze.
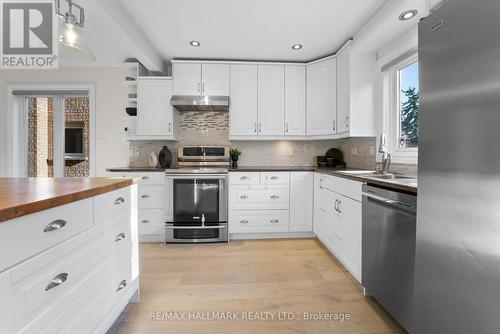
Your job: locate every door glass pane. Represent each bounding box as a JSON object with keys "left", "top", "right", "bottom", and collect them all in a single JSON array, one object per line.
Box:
[
  {"left": 64, "top": 97, "right": 90, "bottom": 177},
  {"left": 27, "top": 97, "right": 54, "bottom": 177},
  {"left": 399, "top": 61, "right": 419, "bottom": 148},
  {"left": 173, "top": 179, "right": 219, "bottom": 222}
]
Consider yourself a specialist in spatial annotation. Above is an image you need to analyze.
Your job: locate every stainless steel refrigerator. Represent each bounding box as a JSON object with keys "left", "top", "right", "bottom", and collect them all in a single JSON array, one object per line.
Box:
[{"left": 415, "top": 0, "right": 500, "bottom": 333}]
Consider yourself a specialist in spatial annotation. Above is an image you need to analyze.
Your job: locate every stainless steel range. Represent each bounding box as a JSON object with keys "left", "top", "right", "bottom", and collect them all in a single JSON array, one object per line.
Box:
[{"left": 165, "top": 146, "right": 229, "bottom": 243}]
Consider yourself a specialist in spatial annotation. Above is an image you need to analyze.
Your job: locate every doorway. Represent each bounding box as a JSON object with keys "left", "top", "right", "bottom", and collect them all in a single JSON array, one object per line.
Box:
[{"left": 7, "top": 85, "right": 96, "bottom": 177}]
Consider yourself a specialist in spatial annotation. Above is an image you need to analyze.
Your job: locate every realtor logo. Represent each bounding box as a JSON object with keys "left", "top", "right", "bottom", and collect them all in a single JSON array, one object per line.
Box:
[{"left": 1, "top": 0, "right": 58, "bottom": 69}]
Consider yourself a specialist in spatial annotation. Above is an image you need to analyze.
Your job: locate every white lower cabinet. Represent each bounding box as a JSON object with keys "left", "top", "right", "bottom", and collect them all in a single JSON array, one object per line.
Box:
[
  {"left": 0, "top": 185, "right": 138, "bottom": 334},
  {"left": 229, "top": 172, "right": 313, "bottom": 238},
  {"left": 290, "top": 172, "right": 313, "bottom": 232},
  {"left": 313, "top": 173, "right": 362, "bottom": 282},
  {"left": 108, "top": 171, "right": 167, "bottom": 242}
]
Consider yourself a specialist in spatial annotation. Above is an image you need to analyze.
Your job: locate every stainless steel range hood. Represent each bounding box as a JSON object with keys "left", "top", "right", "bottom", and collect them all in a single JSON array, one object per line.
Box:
[{"left": 170, "top": 95, "right": 229, "bottom": 112}]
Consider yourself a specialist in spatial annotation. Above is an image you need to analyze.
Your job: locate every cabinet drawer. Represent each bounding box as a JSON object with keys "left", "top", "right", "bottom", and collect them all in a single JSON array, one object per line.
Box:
[
  {"left": 109, "top": 172, "right": 165, "bottom": 186},
  {"left": 229, "top": 185, "right": 289, "bottom": 210},
  {"left": 0, "top": 199, "right": 93, "bottom": 273},
  {"left": 11, "top": 231, "right": 110, "bottom": 319},
  {"left": 138, "top": 209, "right": 165, "bottom": 235},
  {"left": 260, "top": 172, "right": 289, "bottom": 184},
  {"left": 317, "top": 173, "right": 362, "bottom": 202},
  {"left": 94, "top": 187, "right": 132, "bottom": 225},
  {"left": 229, "top": 172, "right": 260, "bottom": 185},
  {"left": 138, "top": 185, "right": 164, "bottom": 209},
  {"left": 229, "top": 210, "right": 289, "bottom": 233}
]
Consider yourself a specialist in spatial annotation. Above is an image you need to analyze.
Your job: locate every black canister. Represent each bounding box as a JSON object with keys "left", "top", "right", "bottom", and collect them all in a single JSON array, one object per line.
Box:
[{"left": 158, "top": 146, "right": 172, "bottom": 168}]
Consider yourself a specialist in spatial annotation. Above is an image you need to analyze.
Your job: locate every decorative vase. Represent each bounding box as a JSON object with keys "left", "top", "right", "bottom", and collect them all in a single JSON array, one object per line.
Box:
[
  {"left": 158, "top": 146, "right": 172, "bottom": 168},
  {"left": 148, "top": 152, "right": 158, "bottom": 168},
  {"left": 231, "top": 155, "right": 239, "bottom": 168}
]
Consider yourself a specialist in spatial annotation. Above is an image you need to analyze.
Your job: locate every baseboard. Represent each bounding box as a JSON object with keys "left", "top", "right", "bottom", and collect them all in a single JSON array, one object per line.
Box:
[
  {"left": 139, "top": 234, "right": 165, "bottom": 243},
  {"left": 230, "top": 231, "right": 315, "bottom": 240}
]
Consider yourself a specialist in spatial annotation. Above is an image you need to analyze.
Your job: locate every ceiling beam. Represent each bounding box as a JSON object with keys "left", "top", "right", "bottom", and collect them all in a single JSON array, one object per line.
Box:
[{"left": 89, "top": 0, "right": 165, "bottom": 73}]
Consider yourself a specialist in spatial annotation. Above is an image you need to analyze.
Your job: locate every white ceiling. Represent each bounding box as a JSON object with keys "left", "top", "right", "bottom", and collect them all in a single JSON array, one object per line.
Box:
[{"left": 119, "top": 0, "right": 386, "bottom": 62}]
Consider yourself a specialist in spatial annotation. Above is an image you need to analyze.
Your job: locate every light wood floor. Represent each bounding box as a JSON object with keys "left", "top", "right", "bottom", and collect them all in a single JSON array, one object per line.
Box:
[{"left": 113, "top": 239, "right": 405, "bottom": 334}]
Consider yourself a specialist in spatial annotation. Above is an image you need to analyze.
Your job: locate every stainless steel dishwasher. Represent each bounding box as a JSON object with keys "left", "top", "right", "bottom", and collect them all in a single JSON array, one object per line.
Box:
[{"left": 362, "top": 184, "right": 417, "bottom": 333}]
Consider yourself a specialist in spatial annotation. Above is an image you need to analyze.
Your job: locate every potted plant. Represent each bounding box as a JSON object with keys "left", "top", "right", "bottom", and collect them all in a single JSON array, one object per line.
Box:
[{"left": 230, "top": 148, "right": 241, "bottom": 168}]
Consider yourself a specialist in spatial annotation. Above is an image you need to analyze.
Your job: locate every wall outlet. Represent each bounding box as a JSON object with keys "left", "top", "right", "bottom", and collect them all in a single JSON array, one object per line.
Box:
[
  {"left": 351, "top": 147, "right": 359, "bottom": 157},
  {"left": 369, "top": 146, "right": 375, "bottom": 156},
  {"left": 131, "top": 147, "right": 141, "bottom": 157}
]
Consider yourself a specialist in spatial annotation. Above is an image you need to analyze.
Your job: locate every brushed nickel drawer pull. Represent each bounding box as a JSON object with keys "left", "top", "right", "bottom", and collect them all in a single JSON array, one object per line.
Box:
[
  {"left": 240, "top": 195, "right": 249, "bottom": 199},
  {"left": 240, "top": 176, "right": 249, "bottom": 180},
  {"left": 46, "top": 273, "right": 68, "bottom": 291},
  {"left": 270, "top": 219, "right": 279, "bottom": 224},
  {"left": 114, "top": 197, "right": 125, "bottom": 205},
  {"left": 141, "top": 194, "right": 150, "bottom": 199},
  {"left": 116, "top": 280, "right": 127, "bottom": 292},
  {"left": 240, "top": 220, "right": 249, "bottom": 224},
  {"left": 43, "top": 219, "right": 66, "bottom": 233},
  {"left": 270, "top": 176, "right": 279, "bottom": 180},
  {"left": 115, "top": 232, "right": 126, "bottom": 242},
  {"left": 270, "top": 195, "right": 280, "bottom": 199},
  {"left": 141, "top": 176, "right": 150, "bottom": 180},
  {"left": 141, "top": 219, "right": 151, "bottom": 224}
]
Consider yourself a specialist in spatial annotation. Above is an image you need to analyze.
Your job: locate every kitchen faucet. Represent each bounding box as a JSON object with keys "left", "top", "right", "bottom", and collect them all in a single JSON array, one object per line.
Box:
[{"left": 378, "top": 134, "right": 391, "bottom": 174}]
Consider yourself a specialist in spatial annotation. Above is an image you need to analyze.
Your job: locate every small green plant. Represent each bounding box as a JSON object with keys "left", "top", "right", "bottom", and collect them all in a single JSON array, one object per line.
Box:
[{"left": 230, "top": 148, "right": 241, "bottom": 157}]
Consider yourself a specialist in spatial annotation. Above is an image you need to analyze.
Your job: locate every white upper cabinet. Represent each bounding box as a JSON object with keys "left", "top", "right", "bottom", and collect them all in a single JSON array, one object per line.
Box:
[
  {"left": 172, "top": 63, "right": 201, "bottom": 95},
  {"left": 306, "top": 57, "right": 337, "bottom": 136},
  {"left": 257, "top": 65, "right": 285, "bottom": 136},
  {"left": 285, "top": 65, "right": 306, "bottom": 136},
  {"left": 137, "top": 77, "right": 174, "bottom": 138},
  {"left": 201, "top": 64, "right": 230, "bottom": 95},
  {"left": 230, "top": 64, "right": 258, "bottom": 136},
  {"left": 336, "top": 45, "right": 351, "bottom": 134},
  {"left": 172, "top": 62, "right": 230, "bottom": 96}
]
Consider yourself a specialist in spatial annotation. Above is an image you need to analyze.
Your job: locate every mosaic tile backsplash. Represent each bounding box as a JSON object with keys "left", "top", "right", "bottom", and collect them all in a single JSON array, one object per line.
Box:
[{"left": 128, "top": 111, "right": 379, "bottom": 169}]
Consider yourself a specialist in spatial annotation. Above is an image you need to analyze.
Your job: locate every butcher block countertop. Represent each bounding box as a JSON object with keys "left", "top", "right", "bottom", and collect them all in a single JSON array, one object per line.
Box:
[{"left": 0, "top": 177, "right": 135, "bottom": 222}]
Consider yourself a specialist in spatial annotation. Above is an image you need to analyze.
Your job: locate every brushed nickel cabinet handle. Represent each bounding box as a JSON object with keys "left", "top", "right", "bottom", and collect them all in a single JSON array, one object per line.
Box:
[
  {"left": 116, "top": 280, "right": 127, "bottom": 292},
  {"left": 240, "top": 220, "right": 249, "bottom": 224},
  {"left": 46, "top": 273, "right": 68, "bottom": 291},
  {"left": 254, "top": 123, "right": 257, "bottom": 133},
  {"left": 270, "top": 176, "right": 279, "bottom": 180},
  {"left": 240, "top": 176, "right": 249, "bottom": 180},
  {"left": 197, "top": 83, "right": 200, "bottom": 93},
  {"left": 141, "top": 219, "right": 151, "bottom": 224},
  {"left": 141, "top": 176, "right": 150, "bottom": 180},
  {"left": 202, "top": 82, "right": 205, "bottom": 94},
  {"left": 115, "top": 232, "right": 126, "bottom": 242},
  {"left": 333, "top": 120, "right": 336, "bottom": 131},
  {"left": 169, "top": 122, "right": 171, "bottom": 133},
  {"left": 141, "top": 194, "right": 150, "bottom": 199},
  {"left": 43, "top": 219, "right": 67, "bottom": 233},
  {"left": 114, "top": 197, "right": 125, "bottom": 205},
  {"left": 338, "top": 200, "right": 342, "bottom": 214},
  {"left": 345, "top": 116, "right": 349, "bottom": 128},
  {"left": 334, "top": 199, "right": 339, "bottom": 213},
  {"left": 270, "top": 219, "right": 279, "bottom": 224},
  {"left": 259, "top": 123, "right": 262, "bottom": 133},
  {"left": 240, "top": 195, "right": 249, "bottom": 199},
  {"left": 286, "top": 123, "right": 289, "bottom": 133},
  {"left": 270, "top": 195, "right": 280, "bottom": 199}
]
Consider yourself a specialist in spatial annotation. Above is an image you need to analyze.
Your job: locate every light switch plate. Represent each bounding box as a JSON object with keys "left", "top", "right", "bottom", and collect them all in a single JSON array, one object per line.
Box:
[
  {"left": 369, "top": 146, "right": 375, "bottom": 156},
  {"left": 351, "top": 147, "right": 359, "bottom": 157}
]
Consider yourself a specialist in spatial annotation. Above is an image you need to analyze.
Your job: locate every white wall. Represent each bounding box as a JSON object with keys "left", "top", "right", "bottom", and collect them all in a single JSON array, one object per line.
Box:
[{"left": 0, "top": 67, "right": 129, "bottom": 176}]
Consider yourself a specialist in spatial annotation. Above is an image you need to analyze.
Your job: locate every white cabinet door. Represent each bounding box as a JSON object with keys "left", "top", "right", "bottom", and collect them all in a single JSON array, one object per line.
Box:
[
  {"left": 290, "top": 172, "right": 313, "bottom": 232},
  {"left": 336, "top": 46, "right": 350, "bottom": 134},
  {"left": 137, "top": 78, "right": 173, "bottom": 136},
  {"left": 202, "top": 64, "right": 230, "bottom": 95},
  {"left": 285, "top": 65, "right": 306, "bottom": 136},
  {"left": 230, "top": 64, "right": 258, "bottom": 136},
  {"left": 172, "top": 63, "right": 201, "bottom": 95},
  {"left": 339, "top": 195, "right": 362, "bottom": 282},
  {"left": 322, "top": 193, "right": 342, "bottom": 256},
  {"left": 258, "top": 65, "right": 285, "bottom": 135},
  {"left": 313, "top": 174, "right": 326, "bottom": 238},
  {"left": 306, "top": 58, "right": 337, "bottom": 136}
]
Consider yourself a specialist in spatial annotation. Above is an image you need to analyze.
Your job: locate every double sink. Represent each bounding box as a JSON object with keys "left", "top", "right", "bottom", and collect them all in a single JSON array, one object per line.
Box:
[{"left": 335, "top": 170, "right": 418, "bottom": 188}]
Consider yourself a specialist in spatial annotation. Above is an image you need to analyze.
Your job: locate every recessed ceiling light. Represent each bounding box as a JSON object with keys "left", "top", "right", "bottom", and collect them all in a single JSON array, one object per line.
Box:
[
  {"left": 292, "top": 44, "right": 303, "bottom": 50},
  {"left": 399, "top": 10, "right": 418, "bottom": 21},
  {"left": 189, "top": 40, "right": 201, "bottom": 47}
]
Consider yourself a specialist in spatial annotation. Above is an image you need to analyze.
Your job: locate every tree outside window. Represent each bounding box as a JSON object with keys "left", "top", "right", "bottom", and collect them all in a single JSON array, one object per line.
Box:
[{"left": 399, "top": 61, "right": 419, "bottom": 148}]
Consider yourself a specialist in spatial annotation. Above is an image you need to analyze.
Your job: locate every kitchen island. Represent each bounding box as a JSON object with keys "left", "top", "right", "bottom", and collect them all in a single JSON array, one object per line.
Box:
[{"left": 0, "top": 177, "right": 139, "bottom": 334}]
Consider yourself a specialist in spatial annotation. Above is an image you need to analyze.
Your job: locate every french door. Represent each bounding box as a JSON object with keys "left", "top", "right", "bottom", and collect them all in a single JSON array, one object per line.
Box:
[{"left": 24, "top": 95, "right": 90, "bottom": 177}]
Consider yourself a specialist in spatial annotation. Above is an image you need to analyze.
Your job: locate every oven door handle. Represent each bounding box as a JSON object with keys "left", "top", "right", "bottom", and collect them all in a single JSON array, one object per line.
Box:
[
  {"left": 166, "top": 174, "right": 228, "bottom": 179},
  {"left": 165, "top": 225, "right": 227, "bottom": 230}
]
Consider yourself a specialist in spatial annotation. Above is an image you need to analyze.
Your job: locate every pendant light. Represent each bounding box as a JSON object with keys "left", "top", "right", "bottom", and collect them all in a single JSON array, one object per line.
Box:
[{"left": 56, "top": 0, "right": 96, "bottom": 62}]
